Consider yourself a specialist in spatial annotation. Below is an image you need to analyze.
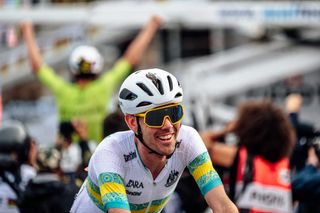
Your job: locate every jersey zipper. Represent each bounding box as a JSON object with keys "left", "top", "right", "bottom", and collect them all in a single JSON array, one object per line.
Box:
[{"left": 145, "top": 171, "right": 157, "bottom": 213}]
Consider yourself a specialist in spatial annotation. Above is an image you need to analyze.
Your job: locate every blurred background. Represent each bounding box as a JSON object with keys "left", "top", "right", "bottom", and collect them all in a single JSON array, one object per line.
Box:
[{"left": 1, "top": 0, "right": 320, "bottom": 147}]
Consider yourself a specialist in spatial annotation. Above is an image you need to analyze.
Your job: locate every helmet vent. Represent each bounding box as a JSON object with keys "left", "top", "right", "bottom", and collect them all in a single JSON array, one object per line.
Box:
[
  {"left": 136, "top": 101, "right": 152, "bottom": 107},
  {"left": 167, "top": 75, "right": 173, "bottom": 91},
  {"left": 175, "top": 92, "right": 182, "bottom": 98},
  {"left": 146, "top": 72, "right": 164, "bottom": 95},
  {"left": 119, "top": 88, "right": 137, "bottom": 100},
  {"left": 177, "top": 80, "right": 182, "bottom": 88},
  {"left": 136, "top": 83, "right": 153, "bottom": 96}
]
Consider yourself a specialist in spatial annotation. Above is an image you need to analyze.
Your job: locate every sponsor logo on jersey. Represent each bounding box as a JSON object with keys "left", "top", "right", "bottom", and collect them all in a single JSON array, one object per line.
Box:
[
  {"left": 124, "top": 151, "right": 137, "bottom": 162},
  {"left": 126, "top": 179, "right": 144, "bottom": 189},
  {"left": 165, "top": 170, "right": 179, "bottom": 187},
  {"left": 126, "top": 190, "right": 142, "bottom": 196}
]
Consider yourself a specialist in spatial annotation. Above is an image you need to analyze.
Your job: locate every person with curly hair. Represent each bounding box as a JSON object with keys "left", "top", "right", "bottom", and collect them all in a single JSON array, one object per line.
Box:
[{"left": 201, "top": 100, "right": 295, "bottom": 213}]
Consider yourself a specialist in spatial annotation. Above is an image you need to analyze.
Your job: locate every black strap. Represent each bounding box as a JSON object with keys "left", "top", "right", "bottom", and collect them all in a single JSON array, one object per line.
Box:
[
  {"left": 134, "top": 117, "right": 177, "bottom": 159},
  {"left": 228, "top": 149, "right": 239, "bottom": 202},
  {"left": 238, "top": 152, "right": 254, "bottom": 213},
  {"left": 241, "top": 152, "right": 254, "bottom": 193},
  {"left": 228, "top": 149, "right": 254, "bottom": 213},
  {"left": 135, "top": 117, "right": 160, "bottom": 156},
  {"left": 0, "top": 171, "right": 23, "bottom": 202}
]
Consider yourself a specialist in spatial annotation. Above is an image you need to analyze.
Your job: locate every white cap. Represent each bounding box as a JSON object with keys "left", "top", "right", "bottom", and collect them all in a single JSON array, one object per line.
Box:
[{"left": 69, "top": 45, "right": 103, "bottom": 75}]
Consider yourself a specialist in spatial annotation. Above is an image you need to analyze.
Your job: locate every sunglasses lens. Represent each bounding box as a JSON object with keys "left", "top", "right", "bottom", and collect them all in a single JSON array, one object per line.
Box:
[
  {"left": 145, "top": 105, "right": 183, "bottom": 127},
  {"left": 171, "top": 105, "right": 183, "bottom": 123}
]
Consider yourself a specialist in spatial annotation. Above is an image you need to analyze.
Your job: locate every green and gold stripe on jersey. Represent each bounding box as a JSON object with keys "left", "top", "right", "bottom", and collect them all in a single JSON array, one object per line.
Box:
[{"left": 188, "top": 151, "right": 222, "bottom": 195}]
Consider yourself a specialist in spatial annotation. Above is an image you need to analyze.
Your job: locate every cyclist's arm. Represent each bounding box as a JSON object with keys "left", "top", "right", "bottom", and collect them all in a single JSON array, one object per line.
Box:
[
  {"left": 187, "top": 151, "right": 237, "bottom": 212},
  {"left": 205, "top": 185, "right": 239, "bottom": 213},
  {"left": 21, "top": 21, "right": 43, "bottom": 74},
  {"left": 89, "top": 144, "right": 130, "bottom": 212},
  {"left": 122, "top": 15, "right": 162, "bottom": 68},
  {"left": 183, "top": 126, "right": 238, "bottom": 212}
]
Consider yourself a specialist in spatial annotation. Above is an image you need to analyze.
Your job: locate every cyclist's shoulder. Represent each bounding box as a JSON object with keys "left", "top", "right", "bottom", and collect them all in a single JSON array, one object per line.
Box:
[
  {"left": 95, "top": 130, "right": 135, "bottom": 152},
  {"left": 179, "top": 125, "right": 199, "bottom": 138},
  {"left": 103, "top": 130, "right": 133, "bottom": 142},
  {"left": 180, "top": 124, "right": 196, "bottom": 131},
  {"left": 175, "top": 125, "right": 202, "bottom": 150}
]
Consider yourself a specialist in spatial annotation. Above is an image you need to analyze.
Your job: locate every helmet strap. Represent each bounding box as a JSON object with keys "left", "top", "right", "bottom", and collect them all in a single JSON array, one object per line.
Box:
[{"left": 135, "top": 117, "right": 176, "bottom": 159}]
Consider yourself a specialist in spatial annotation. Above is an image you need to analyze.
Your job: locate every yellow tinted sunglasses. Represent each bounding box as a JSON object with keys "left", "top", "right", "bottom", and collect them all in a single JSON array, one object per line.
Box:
[{"left": 135, "top": 103, "right": 184, "bottom": 128}]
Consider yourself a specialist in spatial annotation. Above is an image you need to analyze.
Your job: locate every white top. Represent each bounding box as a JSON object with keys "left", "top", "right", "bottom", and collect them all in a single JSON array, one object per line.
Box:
[
  {"left": 60, "top": 143, "right": 82, "bottom": 173},
  {"left": 71, "top": 125, "right": 222, "bottom": 213}
]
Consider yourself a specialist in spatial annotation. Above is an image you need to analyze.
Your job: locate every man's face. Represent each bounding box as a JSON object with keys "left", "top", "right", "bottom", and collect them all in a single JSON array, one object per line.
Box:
[
  {"left": 125, "top": 103, "right": 184, "bottom": 156},
  {"left": 138, "top": 117, "right": 181, "bottom": 156}
]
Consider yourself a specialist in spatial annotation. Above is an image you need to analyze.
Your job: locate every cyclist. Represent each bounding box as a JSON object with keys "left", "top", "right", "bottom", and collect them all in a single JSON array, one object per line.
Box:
[
  {"left": 21, "top": 16, "right": 162, "bottom": 142},
  {"left": 70, "top": 68, "right": 238, "bottom": 213}
]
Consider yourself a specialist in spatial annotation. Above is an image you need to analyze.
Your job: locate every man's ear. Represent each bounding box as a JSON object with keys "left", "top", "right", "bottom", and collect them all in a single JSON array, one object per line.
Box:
[{"left": 124, "top": 114, "right": 137, "bottom": 132}]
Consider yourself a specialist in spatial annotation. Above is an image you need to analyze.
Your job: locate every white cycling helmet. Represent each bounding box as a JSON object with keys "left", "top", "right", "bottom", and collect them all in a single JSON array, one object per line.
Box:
[
  {"left": 69, "top": 45, "right": 103, "bottom": 76},
  {"left": 118, "top": 68, "right": 183, "bottom": 114}
]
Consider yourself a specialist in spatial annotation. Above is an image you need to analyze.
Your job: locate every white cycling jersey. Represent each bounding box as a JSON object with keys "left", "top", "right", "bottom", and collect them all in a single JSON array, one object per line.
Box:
[{"left": 70, "top": 125, "right": 222, "bottom": 213}]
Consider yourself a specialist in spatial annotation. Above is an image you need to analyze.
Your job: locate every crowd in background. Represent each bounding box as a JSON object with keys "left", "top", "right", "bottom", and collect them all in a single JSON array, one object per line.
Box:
[{"left": 201, "top": 94, "right": 320, "bottom": 213}]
